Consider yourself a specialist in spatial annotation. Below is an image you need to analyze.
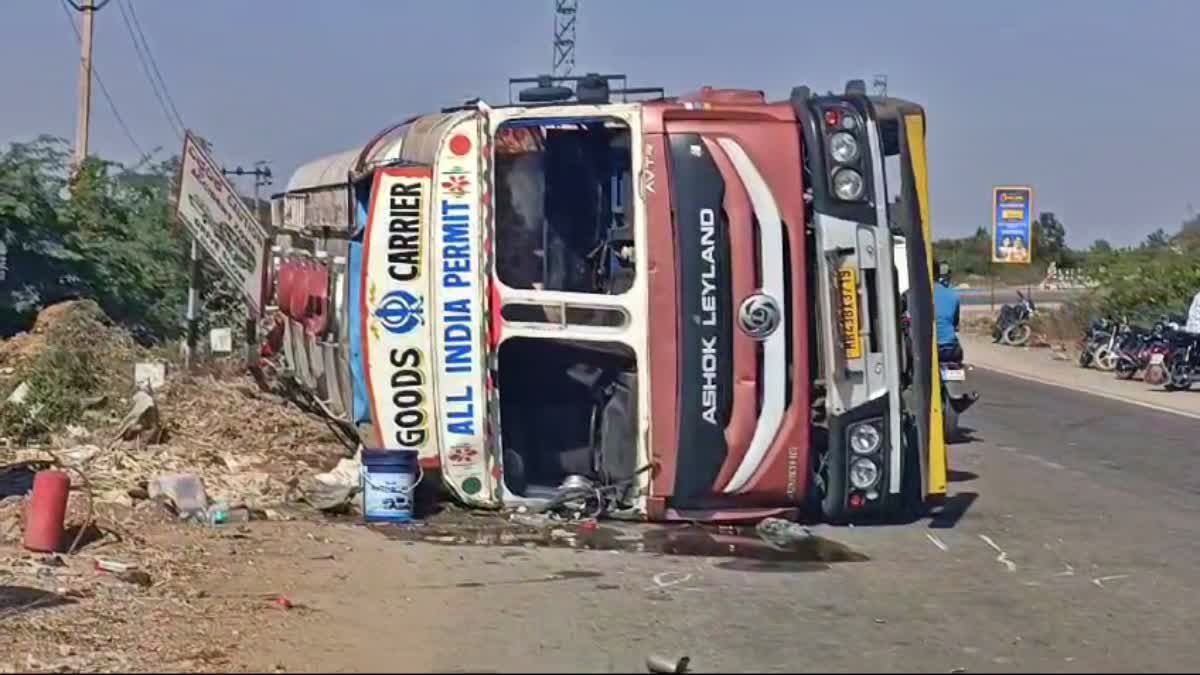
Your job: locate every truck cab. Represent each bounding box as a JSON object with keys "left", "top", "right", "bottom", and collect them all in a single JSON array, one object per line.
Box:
[{"left": 268, "top": 75, "right": 945, "bottom": 523}]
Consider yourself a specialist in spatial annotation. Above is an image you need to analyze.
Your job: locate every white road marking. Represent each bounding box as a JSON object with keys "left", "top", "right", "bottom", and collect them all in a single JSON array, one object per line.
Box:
[
  {"left": 1092, "top": 574, "right": 1130, "bottom": 588},
  {"left": 979, "top": 534, "right": 1018, "bottom": 572},
  {"left": 925, "top": 533, "right": 950, "bottom": 552}
]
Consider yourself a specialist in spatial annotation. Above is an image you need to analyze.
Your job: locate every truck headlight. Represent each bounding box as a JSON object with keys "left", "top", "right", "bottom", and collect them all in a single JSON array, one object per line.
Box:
[
  {"left": 849, "top": 458, "right": 880, "bottom": 489},
  {"left": 832, "top": 168, "right": 865, "bottom": 200},
  {"left": 848, "top": 421, "right": 882, "bottom": 454},
  {"left": 829, "top": 132, "right": 859, "bottom": 163}
]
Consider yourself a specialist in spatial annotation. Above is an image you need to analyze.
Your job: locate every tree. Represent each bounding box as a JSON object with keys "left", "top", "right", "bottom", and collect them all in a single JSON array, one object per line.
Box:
[
  {"left": 1090, "top": 239, "right": 1113, "bottom": 255},
  {"left": 1143, "top": 228, "right": 1171, "bottom": 249},
  {"left": 0, "top": 136, "right": 192, "bottom": 341},
  {"left": 1032, "top": 212, "right": 1067, "bottom": 265},
  {"left": 1175, "top": 213, "right": 1200, "bottom": 251},
  {"left": 0, "top": 137, "right": 82, "bottom": 333}
]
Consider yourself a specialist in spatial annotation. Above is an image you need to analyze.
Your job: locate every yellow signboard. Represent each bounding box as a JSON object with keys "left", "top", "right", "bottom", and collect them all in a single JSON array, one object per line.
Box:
[{"left": 837, "top": 268, "right": 862, "bottom": 359}]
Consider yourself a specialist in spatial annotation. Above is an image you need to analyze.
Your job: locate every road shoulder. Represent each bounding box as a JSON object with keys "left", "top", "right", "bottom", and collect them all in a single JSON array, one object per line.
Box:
[{"left": 960, "top": 334, "right": 1200, "bottom": 420}]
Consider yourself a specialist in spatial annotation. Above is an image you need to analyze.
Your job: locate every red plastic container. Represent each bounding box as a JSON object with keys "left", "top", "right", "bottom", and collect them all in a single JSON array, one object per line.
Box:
[{"left": 23, "top": 470, "right": 70, "bottom": 553}]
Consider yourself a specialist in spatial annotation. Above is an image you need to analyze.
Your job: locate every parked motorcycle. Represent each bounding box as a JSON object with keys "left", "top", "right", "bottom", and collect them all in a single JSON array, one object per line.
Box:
[
  {"left": 1077, "top": 317, "right": 1115, "bottom": 369},
  {"left": 1114, "top": 317, "right": 1176, "bottom": 383},
  {"left": 1092, "top": 318, "right": 1131, "bottom": 372},
  {"left": 992, "top": 291, "right": 1037, "bottom": 347},
  {"left": 1164, "top": 330, "right": 1200, "bottom": 391}
]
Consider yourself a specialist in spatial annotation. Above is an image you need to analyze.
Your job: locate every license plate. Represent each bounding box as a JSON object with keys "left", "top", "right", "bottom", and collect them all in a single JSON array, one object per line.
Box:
[
  {"left": 837, "top": 268, "right": 862, "bottom": 359},
  {"left": 1150, "top": 353, "right": 1165, "bottom": 365},
  {"left": 941, "top": 368, "right": 966, "bottom": 382}
]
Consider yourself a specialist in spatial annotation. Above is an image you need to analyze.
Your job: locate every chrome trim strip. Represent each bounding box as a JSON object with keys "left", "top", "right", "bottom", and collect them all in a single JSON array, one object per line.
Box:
[
  {"left": 716, "top": 138, "right": 786, "bottom": 494},
  {"left": 865, "top": 121, "right": 904, "bottom": 494}
]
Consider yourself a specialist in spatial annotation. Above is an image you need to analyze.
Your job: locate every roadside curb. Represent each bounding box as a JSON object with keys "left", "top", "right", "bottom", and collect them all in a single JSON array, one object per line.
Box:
[{"left": 972, "top": 360, "right": 1200, "bottom": 422}]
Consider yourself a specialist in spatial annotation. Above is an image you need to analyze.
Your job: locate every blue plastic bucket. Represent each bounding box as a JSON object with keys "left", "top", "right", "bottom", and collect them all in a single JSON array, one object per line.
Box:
[{"left": 361, "top": 449, "right": 420, "bottom": 523}]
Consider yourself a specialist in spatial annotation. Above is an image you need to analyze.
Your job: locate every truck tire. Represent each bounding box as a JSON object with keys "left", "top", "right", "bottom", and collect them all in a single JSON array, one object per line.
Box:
[{"left": 818, "top": 445, "right": 848, "bottom": 525}]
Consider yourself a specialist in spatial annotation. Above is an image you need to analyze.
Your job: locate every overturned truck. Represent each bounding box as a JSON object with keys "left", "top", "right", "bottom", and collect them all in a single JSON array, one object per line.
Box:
[{"left": 264, "top": 74, "right": 947, "bottom": 523}]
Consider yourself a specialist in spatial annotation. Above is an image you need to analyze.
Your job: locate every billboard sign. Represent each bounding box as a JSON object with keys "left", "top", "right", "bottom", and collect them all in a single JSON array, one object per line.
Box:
[
  {"left": 992, "top": 186, "right": 1033, "bottom": 264},
  {"left": 175, "top": 133, "right": 271, "bottom": 311}
]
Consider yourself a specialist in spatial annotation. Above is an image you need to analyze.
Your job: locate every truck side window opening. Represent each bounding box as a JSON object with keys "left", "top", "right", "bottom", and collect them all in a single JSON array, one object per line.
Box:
[{"left": 494, "top": 118, "right": 634, "bottom": 294}]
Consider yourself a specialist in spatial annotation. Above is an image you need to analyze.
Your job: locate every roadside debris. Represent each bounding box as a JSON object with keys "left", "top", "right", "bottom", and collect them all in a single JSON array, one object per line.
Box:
[
  {"left": 94, "top": 558, "right": 137, "bottom": 574},
  {"left": 149, "top": 473, "right": 208, "bottom": 521},
  {"left": 111, "top": 386, "right": 162, "bottom": 446},
  {"left": 296, "top": 453, "right": 361, "bottom": 513},
  {"left": 6, "top": 381, "right": 30, "bottom": 405},
  {"left": 646, "top": 654, "right": 690, "bottom": 673},
  {"left": 56, "top": 444, "right": 101, "bottom": 468},
  {"left": 755, "top": 517, "right": 812, "bottom": 549},
  {"left": 0, "top": 461, "right": 49, "bottom": 499}
]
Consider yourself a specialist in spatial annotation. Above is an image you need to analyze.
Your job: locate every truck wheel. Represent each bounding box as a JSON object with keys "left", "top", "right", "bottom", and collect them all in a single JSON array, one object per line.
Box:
[
  {"left": 888, "top": 423, "right": 927, "bottom": 524},
  {"left": 818, "top": 446, "right": 848, "bottom": 525}
]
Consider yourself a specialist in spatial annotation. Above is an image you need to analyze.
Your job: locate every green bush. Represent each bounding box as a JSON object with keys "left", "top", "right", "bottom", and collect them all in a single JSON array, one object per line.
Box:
[
  {"left": 0, "top": 300, "right": 130, "bottom": 442},
  {"left": 0, "top": 136, "right": 239, "bottom": 344},
  {"left": 1083, "top": 245, "right": 1200, "bottom": 322}
]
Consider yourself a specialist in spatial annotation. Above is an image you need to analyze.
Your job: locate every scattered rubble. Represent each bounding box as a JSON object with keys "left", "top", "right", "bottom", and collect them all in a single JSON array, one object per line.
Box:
[
  {"left": 111, "top": 386, "right": 162, "bottom": 446},
  {"left": 646, "top": 654, "right": 691, "bottom": 673},
  {"left": 755, "top": 517, "right": 813, "bottom": 549}
]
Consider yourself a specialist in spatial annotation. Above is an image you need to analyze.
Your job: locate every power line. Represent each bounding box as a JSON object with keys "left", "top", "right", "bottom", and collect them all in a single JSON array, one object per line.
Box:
[
  {"left": 115, "top": 0, "right": 183, "bottom": 139},
  {"left": 121, "top": 0, "right": 185, "bottom": 135},
  {"left": 58, "top": 0, "right": 147, "bottom": 160}
]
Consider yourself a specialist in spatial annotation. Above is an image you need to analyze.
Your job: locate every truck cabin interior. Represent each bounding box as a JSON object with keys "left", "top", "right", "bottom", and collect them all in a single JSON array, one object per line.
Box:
[
  {"left": 494, "top": 117, "right": 634, "bottom": 295},
  {"left": 492, "top": 116, "right": 640, "bottom": 502}
]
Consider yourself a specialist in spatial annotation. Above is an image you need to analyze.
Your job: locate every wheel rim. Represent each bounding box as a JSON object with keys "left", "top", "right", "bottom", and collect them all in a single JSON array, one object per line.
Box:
[
  {"left": 1095, "top": 347, "right": 1118, "bottom": 371},
  {"left": 1005, "top": 323, "right": 1031, "bottom": 345}
]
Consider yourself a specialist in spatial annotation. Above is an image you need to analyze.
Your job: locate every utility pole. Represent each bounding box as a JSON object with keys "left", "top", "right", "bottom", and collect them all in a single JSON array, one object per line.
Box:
[
  {"left": 552, "top": 0, "right": 579, "bottom": 78},
  {"left": 223, "top": 162, "right": 273, "bottom": 365},
  {"left": 872, "top": 74, "right": 888, "bottom": 98},
  {"left": 69, "top": 0, "right": 108, "bottom": 175}
]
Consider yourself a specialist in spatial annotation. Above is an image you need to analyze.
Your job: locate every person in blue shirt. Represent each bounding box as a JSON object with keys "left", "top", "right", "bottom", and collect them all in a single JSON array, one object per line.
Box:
[{"left": 933, "top": 261, "right": 963, "bottom": 363}]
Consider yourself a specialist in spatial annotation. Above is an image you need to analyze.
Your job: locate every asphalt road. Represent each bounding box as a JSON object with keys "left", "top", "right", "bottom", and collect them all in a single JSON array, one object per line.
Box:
[
  {"left": 966, "top": 367, "right": 1200, "bottom": 500},
  {"left": 210, "top": 371, "right": 1200, "bottom": 672}
]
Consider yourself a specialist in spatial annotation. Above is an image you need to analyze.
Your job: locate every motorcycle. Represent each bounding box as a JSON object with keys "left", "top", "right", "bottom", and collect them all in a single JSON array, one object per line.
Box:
[
  {"left": 1077, "top": 317, "right": 1115, "bottom": 369},
  {"left": 992, "top": 290, "right": 1037, "bottom": 347},
  {"left": 1164, "top": 330, "right": 1200, "bottom": 391},
  {"left": 939, "top": 349, "right": 979, "bottom": 442},
  {"left": 1092, "top": 318, "right": 1130, "bottom": 372},
  {"left": 1114, "top": 318, "right": 1175, "bottom": 384}
]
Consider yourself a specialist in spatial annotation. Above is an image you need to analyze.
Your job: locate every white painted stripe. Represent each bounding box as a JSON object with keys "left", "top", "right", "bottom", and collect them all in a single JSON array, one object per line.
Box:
[{"left": 716, "top": 138, "right": 787, "bottom": 494}]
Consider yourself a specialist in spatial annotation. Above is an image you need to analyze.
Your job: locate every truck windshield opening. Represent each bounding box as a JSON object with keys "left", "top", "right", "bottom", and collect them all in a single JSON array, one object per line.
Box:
[{"left": 494, "top": 117, "right": 634, "bottom": 295}]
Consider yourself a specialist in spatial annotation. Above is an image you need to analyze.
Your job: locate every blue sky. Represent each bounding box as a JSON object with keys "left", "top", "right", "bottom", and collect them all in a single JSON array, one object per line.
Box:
[{"left": 4, "top": 0, "right": 1198, "bottom": 246}]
